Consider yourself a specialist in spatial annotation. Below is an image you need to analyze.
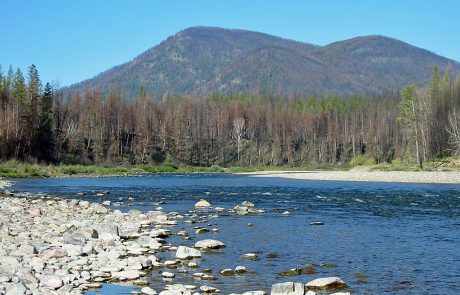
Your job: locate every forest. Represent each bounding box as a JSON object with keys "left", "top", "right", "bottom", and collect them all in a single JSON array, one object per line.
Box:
[{"left": 1, "top": 64, "right": 460, "bottom": 169}]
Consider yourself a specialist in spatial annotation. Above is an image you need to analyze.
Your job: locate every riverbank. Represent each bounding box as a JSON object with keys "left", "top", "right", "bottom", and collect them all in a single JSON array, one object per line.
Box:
[
  {"left": 0, "top": 192, "right": 351, "bottom": 295},
  {"left": 246, "top": 168, "right": 460, "bottom": 184}
]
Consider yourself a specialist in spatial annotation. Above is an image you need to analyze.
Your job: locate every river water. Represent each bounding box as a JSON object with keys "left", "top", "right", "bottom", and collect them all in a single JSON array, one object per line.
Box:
[{"left": 9, "top": 174, "right": 460, "bottom": 294}]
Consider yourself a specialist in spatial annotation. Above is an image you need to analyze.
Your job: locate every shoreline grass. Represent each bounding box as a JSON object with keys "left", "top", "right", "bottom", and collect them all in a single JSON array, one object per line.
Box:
[{"left": 1, "top": 158, "right": 460, "bottom": 178}]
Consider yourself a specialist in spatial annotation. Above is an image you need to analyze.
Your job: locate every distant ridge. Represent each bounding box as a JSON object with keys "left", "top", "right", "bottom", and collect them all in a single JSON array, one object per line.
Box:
[{"left": 67, "top": 26, "right": 460, "bottom": 98}]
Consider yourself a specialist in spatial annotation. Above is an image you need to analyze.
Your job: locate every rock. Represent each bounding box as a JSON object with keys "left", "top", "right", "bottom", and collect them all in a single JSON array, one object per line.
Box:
[
  {"left": 195, "top": 199, "right": 211, "bottom": 208},
  {"left": 141, "top": 287, "right": 158, "bottom": 295},
  {"left": 309, "top": 222, "right": 324, "bottom": 226},
  {"left": 305, "top": 292, "right": 316, "bottom": 295},
  {"left": 279, "top": 268, "right": 303, "bottom": 276},
  {"left": 220, "top": 268, "right": 234, "bottom": 276},
  {"left": 176, "top": 246, "right": 202, "bottom": 259},
  {"left": 241, "top": 201, "right": 255, "bottom": 207},
  {"left": 188, "top": 262, "right": 199, "bottom": 268},
  {"left": 235, "top": 265, "right": 247, "bottom": 273},
  {"left": 79, "top": 200, "right": 90, "bottom": 209},
  {"left": 305, "top": 277, "right": 347, "bottom": 291},
  {"left": 111, "top": 270, "right": 142, "bottom": 280},
  {"left": 96, "top": 222, "right": 120, "bottom": 236},
  {"left": 17, "top": 244, "right": 37, "bottom": 255},
  {"left": 330, "top": 293, "right": 350, "bottom": 295},
  {"left": 200, "top": 285, "right": 217, "bottom": 293},
  {"left": 159, "top": 284, "right": 192, "bottom": 295},
  {"left": 162, "top": 271, "right": 175, "bottom": 278},
  {"left": 241, "top": 253, "right": 259, "bottom": 261},
  {"left": 194, "top": 239, "right": 226, "bottom": 249},
  {"left": 43, "top": 248, "right": 68, "bottom": 258},
  {"left": 270, "top": 282, "right": 304, "bottom": 295},
  {"left": 266, "top": 253, "right": 279, "bottom": 259},
  {"left": 5, "top": 282, "right": 27, "bottom": 295},
  {"left": 41, "top": 275, "right": 63, "bottom": 289},
  {"left": 195, "top": 228, "right": 209, "bottom": 234},
  {"left": 242, "top": 291, "right": 266, "bottom": 295}
]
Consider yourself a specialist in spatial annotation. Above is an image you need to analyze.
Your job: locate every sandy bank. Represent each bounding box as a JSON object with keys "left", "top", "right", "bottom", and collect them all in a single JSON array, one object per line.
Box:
[{"left": 246, "top": 169, "right": 460, "bottom": 184}]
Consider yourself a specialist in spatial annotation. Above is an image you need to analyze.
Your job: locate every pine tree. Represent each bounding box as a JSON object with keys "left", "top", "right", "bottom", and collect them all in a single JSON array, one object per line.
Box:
[
  {"left": 398, "top": 85, "right": 422, "bottom": 169},
  {"left": 12, "top": 68, "right": 29, "bottom": 158},
  {"left": 27, "top": 64, "right": 42, "bottom": 130},
  {"left": 36, "top": 82, "right": 54, "bottom": 161}
]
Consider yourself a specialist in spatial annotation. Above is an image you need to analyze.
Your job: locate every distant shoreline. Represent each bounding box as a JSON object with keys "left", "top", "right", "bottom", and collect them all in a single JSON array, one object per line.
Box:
[{"left": 245, "top": 169, "right": 460, "bottom": 184}]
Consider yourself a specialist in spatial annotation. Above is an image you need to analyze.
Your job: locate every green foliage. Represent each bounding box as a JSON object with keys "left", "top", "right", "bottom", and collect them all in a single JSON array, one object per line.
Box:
[
  {"left": 349, "top": 155, "right": 375, "bottom": 166},
  {"left": 398, "top": 85, "right": 417, "bottom": 123}
]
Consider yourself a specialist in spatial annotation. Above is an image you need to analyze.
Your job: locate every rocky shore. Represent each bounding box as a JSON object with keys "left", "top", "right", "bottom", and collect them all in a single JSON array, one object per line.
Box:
[
  {"left": 247, "top": 169, "right": 460, "bottom": 184},
  {"left": 0, "top": 191, "right": 350, "bottom": 295}
]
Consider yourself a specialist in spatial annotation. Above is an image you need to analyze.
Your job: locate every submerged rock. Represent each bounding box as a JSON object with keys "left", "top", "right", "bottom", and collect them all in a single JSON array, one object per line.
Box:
[{"left": 241, "top": 253, "right": 259, "bottom": 261}]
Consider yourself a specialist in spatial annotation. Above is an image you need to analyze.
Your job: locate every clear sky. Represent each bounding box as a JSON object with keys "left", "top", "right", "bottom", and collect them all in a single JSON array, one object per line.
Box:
[{"left": 1, "top": 0, "right": 459, "bottom": 86}]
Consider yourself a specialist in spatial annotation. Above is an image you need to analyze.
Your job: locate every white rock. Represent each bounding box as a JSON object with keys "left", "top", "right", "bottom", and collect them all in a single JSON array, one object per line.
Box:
[
  {"left": 242, "top": 291, "right": 266, "bottom": 295},
  {"left": 194, "top": 239, "right": 226, "bottom": 249},
  {"left": 195, "top": 199, "right": 211, "bottom": 208},
  {"left": 111, "top": 270, "right": 141, "bottom": 280},
  {"left": 176, "top": 246, "right": 201, "bottom": 259},
  {"left": 141, "top": 286, "right": 158, "bottom": 295},
  {"left": 6, "top": 282, "right": 27, "bottom": 295},
  {"left": 271, "top": 282, "right": 304, "bottom": 295},
  {"left": 162, "top": 271, "right": 175, "bottom": 278},
  {"left": 41, "top": 275, "right": 63, "bottom": 289},
  {"left": 305, "top": 277, "right": 347, "bottom": 290},
  {"left": 235, "top": 265, "right": 247, "bottom": 273}
]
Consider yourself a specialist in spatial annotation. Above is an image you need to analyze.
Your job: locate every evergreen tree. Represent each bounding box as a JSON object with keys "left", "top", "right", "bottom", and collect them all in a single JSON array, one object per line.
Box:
[
  {"left": 27, "top": 64, "right": 42, "bottom": 128},
  {"left": 36, "top": 82, "right": 54, "bottom": 161},
  {"left": 13, "top": 68, "right": 27, "bottom": 108},
  {"left": 398, "top": 85, "right": 422, "bottom": 168}
]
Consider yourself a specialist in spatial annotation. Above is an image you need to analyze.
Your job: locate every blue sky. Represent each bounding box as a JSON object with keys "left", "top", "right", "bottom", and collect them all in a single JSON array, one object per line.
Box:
[{"left": 1, "top": 0, "right": 459, "bottom": 86}]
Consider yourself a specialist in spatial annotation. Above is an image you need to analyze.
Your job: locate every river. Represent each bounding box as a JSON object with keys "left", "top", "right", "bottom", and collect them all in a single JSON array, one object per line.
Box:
[{"left": 9, "top": 174, "right": 460, "bottom": 294}]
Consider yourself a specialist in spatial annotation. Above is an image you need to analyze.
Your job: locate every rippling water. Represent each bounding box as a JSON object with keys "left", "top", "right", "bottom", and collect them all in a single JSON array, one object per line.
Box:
[{"left": 9, "top": 174, "right": 460, "bottom": 294}]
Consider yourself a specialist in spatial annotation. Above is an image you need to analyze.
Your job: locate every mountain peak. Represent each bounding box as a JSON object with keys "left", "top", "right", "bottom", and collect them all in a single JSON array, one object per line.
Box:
[{"left": 67, "top": 27, "right": 460, "bottom": 98}]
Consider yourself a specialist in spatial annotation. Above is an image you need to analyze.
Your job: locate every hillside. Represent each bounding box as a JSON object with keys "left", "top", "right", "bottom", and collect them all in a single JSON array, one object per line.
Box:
[{"left": 67, "top": 27, "right": 460, "bottom": 98}]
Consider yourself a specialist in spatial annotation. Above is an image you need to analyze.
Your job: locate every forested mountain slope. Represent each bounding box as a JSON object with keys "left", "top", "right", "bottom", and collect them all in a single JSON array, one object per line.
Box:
[{"left": 67, "top": 27, "right": 460, "bottom": 98}]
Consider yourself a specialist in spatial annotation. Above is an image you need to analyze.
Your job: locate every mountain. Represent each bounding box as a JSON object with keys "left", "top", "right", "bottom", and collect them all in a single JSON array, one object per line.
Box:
[{"left": 67, "top": 26, "right": 460, "bottom": 98}]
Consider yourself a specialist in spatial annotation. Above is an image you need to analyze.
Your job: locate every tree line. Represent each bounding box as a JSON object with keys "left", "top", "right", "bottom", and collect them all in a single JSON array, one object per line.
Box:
[{"left": 1, "top": 64, "right": 460, "bottom": 168}]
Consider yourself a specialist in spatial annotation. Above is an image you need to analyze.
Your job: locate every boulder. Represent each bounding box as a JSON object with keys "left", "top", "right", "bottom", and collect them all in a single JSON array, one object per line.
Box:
[
  {"left": 96, "top": 223, "right": 120, "bottom": 236},
  {"left": 175, "top": 246, "right": 201, "bottom": 259},
  {"left": 305, "top": 277, "right": 347, "bottom": 291},
  {"left": 5, "top": 282, "right": 27, "bottom": 295},
  {"left": 195, "top": 199, "right": 211, "bottom": 208},
  {"left": 194, "top": 239, "right": 226, "bottom": 249},
  {"left": 41, "top": 275, "right": 63, "bottom": 289},
  {"left": 271, "top": 282, "right": 304, "bottom": 295}
]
